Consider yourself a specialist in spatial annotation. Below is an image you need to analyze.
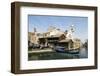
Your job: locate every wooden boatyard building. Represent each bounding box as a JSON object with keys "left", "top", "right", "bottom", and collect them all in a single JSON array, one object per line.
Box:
[
  {"left": 28, "top": 26, "right": 81, "bottom": 50},
  {"left": 38, "top": 35, "right": 81, "bottom": 50}
]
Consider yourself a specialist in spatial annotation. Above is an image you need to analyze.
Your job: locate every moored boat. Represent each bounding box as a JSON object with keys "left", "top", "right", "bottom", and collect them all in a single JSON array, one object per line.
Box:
[{"left": 53, "top": 46, "right": 79, "bottom": 54}]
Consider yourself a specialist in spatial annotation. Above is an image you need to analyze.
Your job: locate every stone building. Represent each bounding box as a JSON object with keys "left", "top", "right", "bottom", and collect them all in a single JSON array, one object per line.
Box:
[{"left": 28, "top": 32, "right": 39, "bottom": 44}]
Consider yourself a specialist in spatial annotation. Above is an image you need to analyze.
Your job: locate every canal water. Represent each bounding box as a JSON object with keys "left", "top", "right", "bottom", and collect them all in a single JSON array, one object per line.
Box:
[{"left": 28, "top": 48, "right": 88, "bottom": 60}]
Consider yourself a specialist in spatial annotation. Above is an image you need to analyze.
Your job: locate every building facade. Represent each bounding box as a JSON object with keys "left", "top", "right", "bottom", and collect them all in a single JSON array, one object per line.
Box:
[{"left": 28, "top": 25, "right": 81, "bottom": 50}]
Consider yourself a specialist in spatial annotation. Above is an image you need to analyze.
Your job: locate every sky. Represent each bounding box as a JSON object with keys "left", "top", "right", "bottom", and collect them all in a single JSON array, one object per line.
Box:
[{"left": 28, "top": 15, "right": 88, "bottom": 43}]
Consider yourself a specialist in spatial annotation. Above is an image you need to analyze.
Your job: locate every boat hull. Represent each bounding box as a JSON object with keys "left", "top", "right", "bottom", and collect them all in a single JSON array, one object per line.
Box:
[
  {"left": 55, "top": 48, "right": 79, "bottom": 54},
  {"left": 53, "top": 46, "right": 79, "bottom": 54},
  {"left": 66, "top": 50, "right": 79, "bottom": 54}
]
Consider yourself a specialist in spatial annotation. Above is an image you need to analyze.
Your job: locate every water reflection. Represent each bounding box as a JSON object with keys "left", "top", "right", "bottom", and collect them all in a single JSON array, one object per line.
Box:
[
  {"left": 28, "top": 48, "right": 88, "bottom": 60},
  {"left": 79, "top": 48, "right": 88, "bottom": 58}
]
